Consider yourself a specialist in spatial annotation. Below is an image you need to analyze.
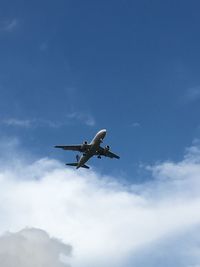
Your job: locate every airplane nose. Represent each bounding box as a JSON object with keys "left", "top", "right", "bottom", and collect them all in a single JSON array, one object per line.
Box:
[{"left": 100, "top": 129, "right": 106, "bottom": 138}]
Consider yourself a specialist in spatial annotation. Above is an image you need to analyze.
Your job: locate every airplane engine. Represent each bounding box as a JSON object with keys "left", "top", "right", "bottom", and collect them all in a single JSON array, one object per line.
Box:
[
  {"left": 104, "top": 145, "right": 110, "bottom": 152},
  {"left": 81, "top": 141, "right": 88, "bottom": 151}
]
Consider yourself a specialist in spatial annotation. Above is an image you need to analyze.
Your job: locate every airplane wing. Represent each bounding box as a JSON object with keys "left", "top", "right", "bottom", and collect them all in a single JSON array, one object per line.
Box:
[
  {"left": 98, "top": 146, "right": 120, "bottom": 159},
  {"left": 54, "top": 144, "right": 91, "bottom": 152}
]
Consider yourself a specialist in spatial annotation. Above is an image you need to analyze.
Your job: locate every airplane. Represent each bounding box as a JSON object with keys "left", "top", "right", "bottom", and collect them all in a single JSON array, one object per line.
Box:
[{"left": 54, "top": 129, "right": 120, "bottom": 169}]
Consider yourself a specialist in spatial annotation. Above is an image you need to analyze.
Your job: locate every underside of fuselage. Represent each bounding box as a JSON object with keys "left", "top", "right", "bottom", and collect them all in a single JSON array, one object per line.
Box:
[
  {"left": 76, "top": 129, "right": 107, "bottom": 168},
  {"left": 60, "top": 128, "right": 115, "bottom": 169}
]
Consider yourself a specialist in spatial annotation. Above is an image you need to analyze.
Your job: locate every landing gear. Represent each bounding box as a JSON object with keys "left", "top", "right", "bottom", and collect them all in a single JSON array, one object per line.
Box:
[{"left": 76, "top": 154, "right": 80, "bottom": 162}]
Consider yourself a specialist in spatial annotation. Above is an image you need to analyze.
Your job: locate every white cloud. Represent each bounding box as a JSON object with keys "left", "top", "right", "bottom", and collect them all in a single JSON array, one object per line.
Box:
[
  {"left": 0, "top": 19, "right": 18, "bottom": 32},
  {"left": 0, "top": 141, "right": 200, "bottom": 266},
  {"left": 0, "top": 228, "right": 72, "bottom": 267},
  {"left": 127, "top": 225, "right": 200, "bottom": 266}
]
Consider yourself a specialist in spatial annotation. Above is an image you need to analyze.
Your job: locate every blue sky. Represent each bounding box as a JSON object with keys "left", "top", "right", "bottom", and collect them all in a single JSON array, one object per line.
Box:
[
  {"left": 1, "top": 0, "right": 200, "bottom": 176},
  {"left": 2, "top": 2, "right": 200, "bottom": 266}
]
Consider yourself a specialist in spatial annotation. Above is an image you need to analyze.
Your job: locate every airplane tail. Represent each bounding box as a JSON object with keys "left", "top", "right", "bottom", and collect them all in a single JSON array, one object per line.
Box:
[{"left": 66, "top": 163, "right": 90, "bottom": 169}]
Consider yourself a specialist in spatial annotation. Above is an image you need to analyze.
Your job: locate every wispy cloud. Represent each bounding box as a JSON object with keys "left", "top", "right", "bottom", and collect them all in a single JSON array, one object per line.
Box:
[
  {"left": 183, "top": 86, "right": 200, "bottom": 103},
  {"left": 2, "top": 118, "right": 32, "bottom": 127},
  {"left": 39, "top": 42, "right": 48, "bottom": 51},
  {"left": 131, "top": 122, "right": 141, "bottom": 128},
  {"left": 0, "top": 140, "right": 200, "bottom": 266},
  {"left": 0, "top": 19, "right": 19, "bottom": 32},
  {"left": 1, "top": 118, "right": 62, "bottom": 129},
  {"left": 67, "top": 112, "right": 96, "bottom": 126},
  {"left": 2, "top": 114, "right": 96, "bottom": 129},
  {"left": 36, "top": 118, "right": 63, "bottom": 128}
]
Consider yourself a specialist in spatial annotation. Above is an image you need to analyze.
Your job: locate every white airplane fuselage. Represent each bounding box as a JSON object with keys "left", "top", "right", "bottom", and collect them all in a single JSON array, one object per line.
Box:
[{"left": 77, "top": 129, "right": 107, "bottom": 168}]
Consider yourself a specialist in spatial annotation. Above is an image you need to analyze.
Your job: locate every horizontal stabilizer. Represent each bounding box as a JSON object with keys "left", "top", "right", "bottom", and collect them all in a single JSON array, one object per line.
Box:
[{"left": 66, "top": 163, "right": 90, "bottom": 169}]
